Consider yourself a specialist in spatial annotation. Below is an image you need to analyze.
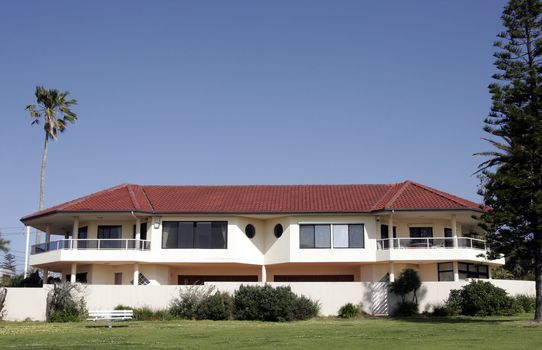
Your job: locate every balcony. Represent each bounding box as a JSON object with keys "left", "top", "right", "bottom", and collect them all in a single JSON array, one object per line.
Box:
[
  {"left": 376, "top": 237, "right": 486, "bottom": 250},
  {"left": 31, "top": 239, "right": 151, "bottom": 255},
  {"left": 375, "top": 237, "right": 502, "bottom": 264}
]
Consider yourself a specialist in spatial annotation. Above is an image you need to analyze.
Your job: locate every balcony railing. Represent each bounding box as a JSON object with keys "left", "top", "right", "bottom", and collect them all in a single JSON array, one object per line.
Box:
[
  {"left": 31, "top": 239, "right": 151, "bottom": 255},
  {"left": 376, "top": 237, "right": 487, "bottom": 251}
]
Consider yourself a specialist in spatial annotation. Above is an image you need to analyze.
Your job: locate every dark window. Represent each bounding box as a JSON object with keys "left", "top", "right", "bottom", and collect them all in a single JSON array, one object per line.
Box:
[
  {"left": 274, "top": 224, "right": 283, "bottom": 238},
  {"left": 162, "top": 221, "right": 228, "bottom": 249},
  {"left": 458, "top": 263, "right": 489, "bottom": 279},
  {"left": 132, "top": 223, "right": 148, "bottom": 240},
  {"left": 380, "top": 225, "right": 397, "bottom": 239},
  {"left": 66, "top": 272, "right": 88, "bottom": 284},
  {"left": 245, "top": 224, "right": 256, "bottom": 239},
  {"left": 114, "top": 272, "right": 122, "bottom": 285},
  {"left": 97, "top": 225, "right": 122, "bottom": 249},
  {"left": 444, "top": 228, "right": 453, "bottom": 247},
  {"left": 409, "top": 227, "right": 433, "bottom": 238},
  {"left": 78, "top": 226, "right": 88, "bottom": 248},
  {"left": 273, "top": 275, "right": 354, "bottom": 282},
  {"left": 438, "top": 262, "right": 454, "bottom": 281},
  {"left": 178, "top": 275, "right": 258, "bottom": 285}
]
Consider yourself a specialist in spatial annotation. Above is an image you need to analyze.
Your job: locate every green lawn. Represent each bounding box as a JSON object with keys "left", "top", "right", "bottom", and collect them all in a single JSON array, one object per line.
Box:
[{"left": 0, "top": 315, "right": 540, "bottom": 349}]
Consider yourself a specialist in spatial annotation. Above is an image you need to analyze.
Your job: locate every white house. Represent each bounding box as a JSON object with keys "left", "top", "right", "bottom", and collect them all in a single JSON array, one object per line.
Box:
[{"left": 21, "top": 181, "right": 504, "bottom": 286}]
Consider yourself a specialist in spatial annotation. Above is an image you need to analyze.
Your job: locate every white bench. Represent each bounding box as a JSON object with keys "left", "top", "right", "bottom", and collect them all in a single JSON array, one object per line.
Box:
[{"left": 87, "top": 310, "right": 133, "bottom": 328}]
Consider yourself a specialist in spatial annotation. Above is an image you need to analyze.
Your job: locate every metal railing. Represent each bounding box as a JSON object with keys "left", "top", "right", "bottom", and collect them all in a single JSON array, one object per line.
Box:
[
  {"left": 376, "top": 237, "right": 486, "bottom": 251},
  {"left": 31, "top": 239, "right": 151, "bottom": 255}
]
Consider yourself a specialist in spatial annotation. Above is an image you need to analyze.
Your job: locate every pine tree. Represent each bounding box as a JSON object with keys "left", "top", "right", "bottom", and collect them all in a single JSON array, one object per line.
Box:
[
  {"left": 477, "top": 0, "right": 542, "bottom": 322},
  {"left": 2, "top": 253, "right": 16, "bottom": 273}
]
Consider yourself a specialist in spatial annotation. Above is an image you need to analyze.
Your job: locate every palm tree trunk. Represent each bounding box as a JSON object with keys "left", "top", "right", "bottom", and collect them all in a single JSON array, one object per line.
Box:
[{"left": 39, "top": 134, "right": 48, "bottom": 210}]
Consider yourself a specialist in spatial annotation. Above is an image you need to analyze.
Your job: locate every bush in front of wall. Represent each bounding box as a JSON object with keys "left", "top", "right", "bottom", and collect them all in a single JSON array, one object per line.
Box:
[
  {"left": 233, "top": 284, "right": 319, "bottom": 322},
  {"left": 194, "top": 291, "right": 233, "bottom": 320},
  {"left": 46, "top": 282, "right": 87, "bottom": 322},
  {"left": 114, "top": 305, "right": 173, "bottom": 321},
  {"left": 169, "top": 285, "right": 216, "bottom": 320},
  {"left": 445, "top": 280, "right": 521, "bottom": 316},
  {"left": 513, "top": 294, "right": 536, "bottom": 313},
  {"left": 337, "top": 303, "right": 361, "bottom": 319}
]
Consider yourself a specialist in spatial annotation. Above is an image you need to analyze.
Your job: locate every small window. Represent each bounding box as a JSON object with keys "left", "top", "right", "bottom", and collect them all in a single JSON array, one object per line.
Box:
[
  {"left": 438, "top": 262, "right": 454, "bottom": 281},
  {"left": 245, "top": 224, "right": 256, "bottom": 239},
  {"left": 274, "top": 224, "right": 283, "bottom": 238},
  {"left": 114, "top": 272, "right": 122, "bottom": 285}
]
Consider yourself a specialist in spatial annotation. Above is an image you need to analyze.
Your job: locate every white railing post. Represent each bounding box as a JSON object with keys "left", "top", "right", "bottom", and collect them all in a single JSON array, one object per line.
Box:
[
  {"left": 24, "top": 226, "right": 30, "bottom": 278},
  {"left": 97, "top": 239, "right": 101, "bottom": 250}
]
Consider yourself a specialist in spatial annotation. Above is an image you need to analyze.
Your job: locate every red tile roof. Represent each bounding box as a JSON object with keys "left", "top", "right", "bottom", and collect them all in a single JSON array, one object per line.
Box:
[{"left": 20, "top": 181, "right": 482, "bottom": 221}]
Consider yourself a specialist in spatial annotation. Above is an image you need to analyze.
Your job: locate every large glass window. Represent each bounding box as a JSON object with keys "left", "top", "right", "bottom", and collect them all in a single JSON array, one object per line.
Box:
[
  {"left": 409, "top": 227, "right": 433, "bottom": 238},
  {"left": 438, "top": 262, "right": 454, "bottom": 281},
  {"left": 97, "top": 225, "right": 122, "bottom": 249},
  {"left": 301, "top": 224, "right": 363, "bottom": 249},
  {"left": 162, "top": 221, "right": 228, "bottom": 249},
  {"left": 458, "top": 263, "right": 489, "bottom": 279}
]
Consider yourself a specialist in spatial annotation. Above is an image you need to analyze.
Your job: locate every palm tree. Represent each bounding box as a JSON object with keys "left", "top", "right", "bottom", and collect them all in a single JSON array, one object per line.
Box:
[{"left": 26, "top": 87, "right": 78, "bottom": 210}]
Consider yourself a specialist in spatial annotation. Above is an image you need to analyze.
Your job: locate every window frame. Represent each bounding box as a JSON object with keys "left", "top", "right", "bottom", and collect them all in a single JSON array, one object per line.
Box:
[
  {"left": 299, "top": 223, "right": 365, "bottom": 249},
  {"left": 161, "top": 221, "right": 228, "bottom": 249}
]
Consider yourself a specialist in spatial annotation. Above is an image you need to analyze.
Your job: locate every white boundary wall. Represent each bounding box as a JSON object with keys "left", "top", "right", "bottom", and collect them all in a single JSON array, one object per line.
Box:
[{"left": 2, "top": 280, "right": 535, "bottom": 321}]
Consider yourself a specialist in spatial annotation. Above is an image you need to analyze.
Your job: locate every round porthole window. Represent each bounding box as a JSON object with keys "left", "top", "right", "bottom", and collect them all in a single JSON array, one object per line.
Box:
[
  {"left": 274, "top": 224, "right": 283, "bottom": 238},
  {"left": 245, "top": 224, "right": 256, "bottom": 239}
]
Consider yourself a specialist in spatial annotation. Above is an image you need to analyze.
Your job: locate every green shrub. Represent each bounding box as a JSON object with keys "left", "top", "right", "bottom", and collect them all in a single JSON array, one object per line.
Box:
[
  {"left": 233, "top": 284, "right": 319, "bottom": 322},
  {"left": 392, "top": 301, "right": 418, "bottom": 317},
  {"left": 195, "top": 291, "right": 233, "bottom": 320},
  {"left": 338, "top": 303, "right": 361, "bottom": 319},
  {"left": 514, "top": 294, "right": 536, "bottom": 313},
  {"left": 293, "top": 295, "right": 320, "bottom": 320},
  {"left": 446, "top": 280, "right": 520, "bottom": 316},
  {"left": 169, "top": 285, "right": 216, "bottom": 319},
  {"left": 431, "top": 305, "right": 449, "bottom": 317},
  {"left": 47, "top": 282, "right": 87, "bottom": 322},
  {"left": 390, "top": 268, "right": 421, "bottom": 304},
  {"left": 445, "top": 289, "right": 463, "bottom": 316},
  {"left": 114, "top": 305, "right": 173, "bottom": 321}
]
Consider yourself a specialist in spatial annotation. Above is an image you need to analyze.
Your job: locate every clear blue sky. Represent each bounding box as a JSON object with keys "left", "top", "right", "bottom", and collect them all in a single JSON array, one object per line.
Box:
[{"left": 0, "top": 0, "right": 507, "bottom": 271}]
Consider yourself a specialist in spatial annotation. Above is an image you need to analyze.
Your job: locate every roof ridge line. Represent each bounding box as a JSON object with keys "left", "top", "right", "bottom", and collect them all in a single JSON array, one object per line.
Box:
[
  {"left": 370, "top": 183, "right": 402, "bottom": 211},
  {"left": 384, "top": 181, "right": 411, "bottom": 209},
  {"left": 140, "top": 186, "right": 155, "bottom": 212},
  {"left": 407, "top": 181, "right": 470, "bottom": 208},
  {"left": 126, "top": 184, "right": 140, "bottom": 210}
]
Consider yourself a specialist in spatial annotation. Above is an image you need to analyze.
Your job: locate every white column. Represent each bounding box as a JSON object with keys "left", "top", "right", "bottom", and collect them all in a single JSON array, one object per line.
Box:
[
  {"left": 488, "top": 266, "right": 492, "bottom": 280},
  {"left": 133, "top": 263, "right": 139, "bottom": 286},
  {"left": 453, "top": 261, "right": 459, "bottom": 281},
  {"left": 72, "top": 217, "right": 79, "bottom": 249},
  {"left": 43, "top": 225, "right": 51, "bottom": 284},
  {"left": 70, "top": 263, "right": 77, "bottom": 283},
  {"left": 261, "top": 265, "right": 267, "bottom": 283},
  {"left": 389, "top": 262, "right": 395, "bottom": 282},
  {"left": 135, "top": 218, "right": 141, "bottom": 249},
  {"left": 451, "top": 214, "right": 458, "bottom": 248},
  {"left": 24, "top": 226, "right": 30, "bottom": 278}
]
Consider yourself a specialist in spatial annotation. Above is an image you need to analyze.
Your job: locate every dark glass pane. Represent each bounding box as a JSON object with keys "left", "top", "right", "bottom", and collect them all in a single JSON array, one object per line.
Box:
[
  {"left": 78, "top": 227, "right": 88, "bottom": 239},
  {"left": 315, "top": 225, "right": 331, "bottom": 248},
  {"left": 245, "top": 224, "right": 256, "bottom": 239},
  {"left": 140, "top": 223, "right": 147, "bottom": 241},
  {"left": 274, "top": 224, "right": 283, "bottom": 238},
  {"left": 211, "top": 222, "right": 227, "bottom": 249},
  {"left": 300, "top": 225, "right": 315, "bottom": 248},
  {"left": 409, "top": 227, "right": 433, "bottom": 238},
  {"left": 179, "top": 222, "right": 194, "bottom": 248},
  {"left": 195, "top": 222, "right": 212, "bottom": 248},
  {"left": 439, "top": 271, "right": 454, "bottom": 281},
  {"left": 349, "top": 224, "right": 364, "bottom": 248},
  {"left": 439, "top": 262, "right": 453, "bottom": 272},
  {"left": 162, "top": 222, "right": 179, "bottom": 249},
  {"left": 381, "top": 225, "right": 389, "bottom": 239},
  {"left": 444, "top": 228, "right": 453, "bottom": 237}
]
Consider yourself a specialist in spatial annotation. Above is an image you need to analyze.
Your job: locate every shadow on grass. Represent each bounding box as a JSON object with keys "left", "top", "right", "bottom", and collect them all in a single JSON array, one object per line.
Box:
[
  {"left": 388, "top": 316, "right": 525, "bottom": 324},
  {"left": 84, "top": 324, "right": 130, "bottom": 328}
]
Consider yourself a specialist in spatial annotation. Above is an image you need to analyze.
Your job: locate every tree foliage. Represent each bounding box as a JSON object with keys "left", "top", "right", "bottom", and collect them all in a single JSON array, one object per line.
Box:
[
  {"left": 26, "top": 86, "right": 78, "bottom": 210},
  {"left": 2, "top": 253, "right": 16, "bottom": 272},
  {"left": 477, "top": 0, "right": 542, "bottom": 322}
]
